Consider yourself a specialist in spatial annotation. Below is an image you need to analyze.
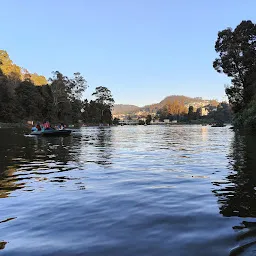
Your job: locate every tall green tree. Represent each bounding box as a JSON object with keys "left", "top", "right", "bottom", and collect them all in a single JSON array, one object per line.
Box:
[
  {"left": 213, "top": 20, "right": 256, "bottom": 113},
  {"left": 68, "top": 72, "right": 87, "bottom": 101},
  {"left": 38, "top": 84, "right": 54, "bottom": 121},
  {"left": 49, "top": 71, "right": 72, "bottom": 122},
  {"left": 49, "top": 71, "right": 69, "bottom": 107},
  {"left": 92, "top": 86, "right": 114, "bottom": 124},
  {"left": 68, "top": 72, "right": 87, "bottom": 123}
]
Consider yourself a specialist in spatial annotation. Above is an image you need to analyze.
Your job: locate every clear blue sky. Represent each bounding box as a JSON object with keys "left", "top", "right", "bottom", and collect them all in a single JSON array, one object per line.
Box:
[{"left": 1, "top": 0, "right": 255, "bottom": 106}]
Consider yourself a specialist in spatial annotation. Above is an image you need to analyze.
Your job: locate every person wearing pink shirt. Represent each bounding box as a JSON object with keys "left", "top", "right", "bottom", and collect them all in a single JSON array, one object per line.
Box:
[{"left": 43, "top": 121, "right": 51, "bottom": 130}]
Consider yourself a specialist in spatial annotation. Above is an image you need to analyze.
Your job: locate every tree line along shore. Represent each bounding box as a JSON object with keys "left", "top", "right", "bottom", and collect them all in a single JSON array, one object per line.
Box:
[
  {"left": 0, "top": 50, "right": 114, "bottom": 126},
  {"left": 1, "top": 20, "right": 256, "bottom": 130}
]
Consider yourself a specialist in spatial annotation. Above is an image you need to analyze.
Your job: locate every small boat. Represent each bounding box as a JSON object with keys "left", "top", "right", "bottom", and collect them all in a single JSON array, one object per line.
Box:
[
  {"left": 211, "top": 123, "right": 226, "bottom": 127},
  {"left": 30, "top": 129, "right": 72, "bottom": 136},
  {"left": 42, "top": 129, "right": 72, "bottom": 136},
  {"left": 30, "top": 131, "right": 42, "bottom": 135}
]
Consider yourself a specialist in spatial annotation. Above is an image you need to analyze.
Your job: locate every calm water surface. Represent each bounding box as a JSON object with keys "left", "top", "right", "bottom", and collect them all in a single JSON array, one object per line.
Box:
[{"left": 0, "top": 125, "right": 256, "bottom": 256}]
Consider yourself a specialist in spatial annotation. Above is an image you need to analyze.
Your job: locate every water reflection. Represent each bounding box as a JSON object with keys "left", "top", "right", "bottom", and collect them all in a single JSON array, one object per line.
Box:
[
  {"left": 201, "top": 126, "right": 208, "bottom": 141},
  {"left": 95, "top": 127, "right": 113, "bottom": 165},
  {"left": 1, "top": 126, "right": 256, "bottom": 255},
  {"left": 80, "top": 127, "right": 113, "bottom": 166},
  {"left": 212, "top": 132, "right": 256, "bottom": 255},
  {"left": 29, "top": 135, "right": 77, "bottom": 163},
  {"left": 0, "top": 167, "right": 23, "bottom": 198},
  {"left": 0, "top": 129, "right": 83, "bottom": 198},
  {"left": 0, "top": 128, "right": 115, "bottom": 200},
  {"left": 213, "top": 132, "right": 256, "bottom": 217}
]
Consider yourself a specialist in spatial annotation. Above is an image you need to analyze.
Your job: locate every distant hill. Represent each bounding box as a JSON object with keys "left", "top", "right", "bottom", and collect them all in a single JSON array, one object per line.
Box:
[
  {"left": 141, "top": 95, "right": 218, "bottom": 112},
  {"left": 160, "top": 95, "right": 206, "bottom": 106},
  {"left": 113, "top": 104, "right": 140, "bottom": 114},
  {"left": 113, "top": 95, "right": 219, "bottom": 115}
]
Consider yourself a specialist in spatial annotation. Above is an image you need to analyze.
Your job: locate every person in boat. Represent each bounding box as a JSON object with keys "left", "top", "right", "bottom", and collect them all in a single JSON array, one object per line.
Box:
[
  {"left": 43, "top": 121, "right": 51, "bottom": 130},
  {"left": 59, "top": 123, "right": 65, "bottom": 130},
  {"left": 36, "top": 123, "right": 42, "bottom": 131},
  {"left": 31, "top": 125, "right": 37, "bottom": 132}
]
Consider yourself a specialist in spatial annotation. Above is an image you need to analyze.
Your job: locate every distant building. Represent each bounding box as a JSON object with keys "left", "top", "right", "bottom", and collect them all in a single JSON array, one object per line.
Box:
[
  {"left": 198, "top": 107, "right": 209, "bottom": 116},
  {"left": 152, "top": 119, "right": 161, "bottom": 124},
  {"left": 185, "top": 101, "right": 210, "bottom": 110}
]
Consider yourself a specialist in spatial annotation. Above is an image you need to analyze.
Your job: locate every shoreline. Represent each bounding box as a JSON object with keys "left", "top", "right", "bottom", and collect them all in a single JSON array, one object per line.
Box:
[
  {"left": 0, "top": 122, "right": 232, "bottom": 129},
  {"left": 0, "top": 122, "right": 27, "bottom": 129}
]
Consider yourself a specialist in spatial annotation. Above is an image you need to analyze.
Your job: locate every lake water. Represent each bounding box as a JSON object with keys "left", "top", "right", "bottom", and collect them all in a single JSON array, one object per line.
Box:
[{"left": 0, "top": 125, "right": 256, "bottom": 256}]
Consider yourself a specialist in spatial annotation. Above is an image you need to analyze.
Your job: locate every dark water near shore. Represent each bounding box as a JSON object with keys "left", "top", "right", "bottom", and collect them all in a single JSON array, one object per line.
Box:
[{"left": 0, "top": 125, "right": 256, "bottom": 256}]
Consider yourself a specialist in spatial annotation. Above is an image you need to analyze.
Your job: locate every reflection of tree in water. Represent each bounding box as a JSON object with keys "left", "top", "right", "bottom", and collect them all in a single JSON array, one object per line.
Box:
[
  {"left": 95, "top": 127, "right": 113, "bottom": 166},
  {"left": 0, "top": 129, "right": 82, "bottom": 198},
  {"left": 0, "top": 129, "right": 30, "bottom": 198},
  {"left": 79, "top": 127, "right": 113, "bottom": 166},
  {"left": 212, "top": 132, "right": 256, "bottom": 217},
  {"left": 212, "top": 132, "right": 256, "bottom": 255},
  {"left": 0, "top": 130, "right": 77, "bottom": 170},
  {"left": 0, "top": 167, "right": 23, "bottom": 198},
  {"left": 31, "top": 136, "right": 76, "bottom": 163}
]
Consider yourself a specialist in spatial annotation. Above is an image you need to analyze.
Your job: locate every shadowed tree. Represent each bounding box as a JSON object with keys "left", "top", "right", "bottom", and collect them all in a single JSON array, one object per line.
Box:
[
  {"left": 112, "top": 117, "right": 120, "bottom": 125},
  {"left": 15, "top": 80, "right": 44, "bottom": 121},
  {"left": 188, "top": 106, "right": 194, "bottom": 121},
  {"left": 0, "top": 68, "right": 17, "bottom": 122},
  {"left": 146, "top": 114, "right": 152, "bottom": 125}
]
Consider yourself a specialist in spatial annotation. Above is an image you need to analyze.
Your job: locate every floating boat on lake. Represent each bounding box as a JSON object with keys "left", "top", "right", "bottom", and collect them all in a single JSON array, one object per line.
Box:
[
  {"left": 30, "top": 129, "right": 72, "bottom": 136},
  {"left": 211, "top": 123, "right": 226, "bottom": 127}
]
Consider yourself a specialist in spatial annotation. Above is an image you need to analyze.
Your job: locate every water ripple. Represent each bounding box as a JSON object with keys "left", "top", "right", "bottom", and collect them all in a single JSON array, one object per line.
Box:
[{"left": 0, "top": 125, "right": 255, "bottom": 255}]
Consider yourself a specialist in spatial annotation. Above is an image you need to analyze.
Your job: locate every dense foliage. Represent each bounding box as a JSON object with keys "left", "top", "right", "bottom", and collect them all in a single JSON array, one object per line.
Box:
[
  {"left": 213, "top": 20, "right": 256, "bottom": 129},
  {"left": 0, "top": 51, "right": 114, "bottom": 125},
  {"left": 232, "top": 101, "right": 256, "bottom": 129}
]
